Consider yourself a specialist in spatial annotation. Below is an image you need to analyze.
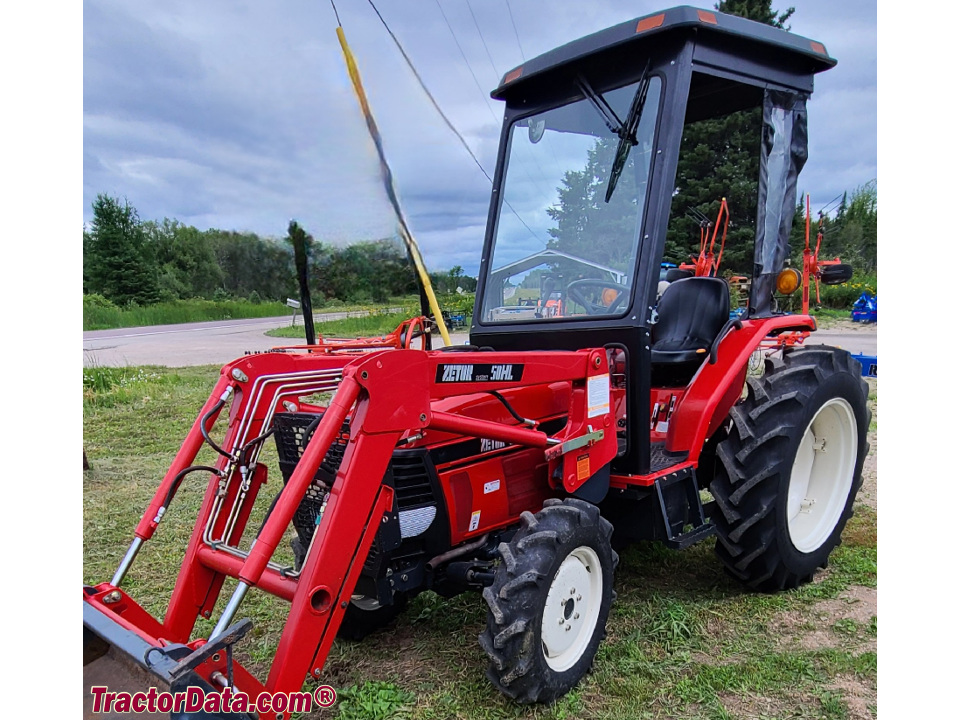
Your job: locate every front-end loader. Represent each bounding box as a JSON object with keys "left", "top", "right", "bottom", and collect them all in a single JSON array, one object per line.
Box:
[{"left": 83, "top": 7, "right": 869, "bottom": 718}]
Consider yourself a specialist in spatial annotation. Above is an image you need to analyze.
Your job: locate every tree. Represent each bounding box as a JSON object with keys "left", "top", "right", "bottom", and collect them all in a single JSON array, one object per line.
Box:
[
  {"left": 85, "top": 194, "right": 160, "bottom": 305},
  {"left": 546, "top": 138, "right": 640, "bottom": 271},
  {"left": 787, "top": 181, "right": 877, "bottom": 275},
  {"left": 207, "top": 230, "right": 296, "bottom": 300},
  {"left": 716, "top": 0, "right": 793, "bottom": 27},
  {"left": 144, "top": 218, "right": 224, "bottom": 300},
  {"left": 836, "top": 181, "right": 877, "bottom": 272}
]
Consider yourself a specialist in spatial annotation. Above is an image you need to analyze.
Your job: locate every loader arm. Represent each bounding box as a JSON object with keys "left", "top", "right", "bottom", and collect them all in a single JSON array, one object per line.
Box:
[{"left": 84, "top": 343, "right": 617, "bottom": 719}]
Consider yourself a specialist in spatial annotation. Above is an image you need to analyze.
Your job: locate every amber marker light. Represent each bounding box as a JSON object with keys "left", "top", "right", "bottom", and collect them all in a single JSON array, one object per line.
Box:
[
  {"left": 635, "top": 14, "right": 665, "bottom": 33},
  {"left": 503, "top": 67, "right": 523, "bottom": 84},
  {"left": 776, "top": 268, "right": 802, "bottom": 295}
]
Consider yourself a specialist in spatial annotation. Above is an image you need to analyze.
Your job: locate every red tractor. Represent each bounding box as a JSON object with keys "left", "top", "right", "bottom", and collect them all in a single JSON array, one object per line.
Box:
[{"left": 83, "top": 7, "right": 869, "bottom": 718}]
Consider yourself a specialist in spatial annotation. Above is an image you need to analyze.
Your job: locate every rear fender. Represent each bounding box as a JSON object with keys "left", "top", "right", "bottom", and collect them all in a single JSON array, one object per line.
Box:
[{"left": 665, "top": 316, "right": 816, "bottom": 459}]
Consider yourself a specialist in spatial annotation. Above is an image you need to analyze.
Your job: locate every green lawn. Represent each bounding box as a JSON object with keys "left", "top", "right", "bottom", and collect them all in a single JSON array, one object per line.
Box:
[
  {"left": 83, "top": 368, "right": 876, "bottom": 719},
  {"left": 83, "top": 298, "right": 293, "bottom": 330},
  {"left": 267, "top": 312, "right": 417, "bottom": 340}
]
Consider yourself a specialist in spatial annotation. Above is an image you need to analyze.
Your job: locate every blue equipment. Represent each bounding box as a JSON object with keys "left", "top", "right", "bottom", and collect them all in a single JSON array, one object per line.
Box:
[{"left": 851, "top": 292, "right": 877, "bottom": 323}]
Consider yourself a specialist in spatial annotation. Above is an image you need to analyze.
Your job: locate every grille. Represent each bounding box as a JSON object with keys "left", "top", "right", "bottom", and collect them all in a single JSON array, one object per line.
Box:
[
  {"left": 273, "top": 412, "right": 350, "bottom": 549},
  {"left": 272, "top": 414, "right": 439, "bottom": 550},
  {"left": 391, "top": 453, "right": 435, "bottom": 510},
  {"left": 273, "top": 412, "right": 350, "bottom": 484}
]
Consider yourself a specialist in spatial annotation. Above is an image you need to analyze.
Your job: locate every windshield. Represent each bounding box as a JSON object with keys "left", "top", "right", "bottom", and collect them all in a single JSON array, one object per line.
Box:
[{"left": 481, "top": 75, "right": 662, "bottom": 323}]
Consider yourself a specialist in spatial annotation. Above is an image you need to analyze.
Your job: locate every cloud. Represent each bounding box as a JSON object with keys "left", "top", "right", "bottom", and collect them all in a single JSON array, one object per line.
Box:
[{"left": 84, "top": 0, "right": 877, "bottom": 276}]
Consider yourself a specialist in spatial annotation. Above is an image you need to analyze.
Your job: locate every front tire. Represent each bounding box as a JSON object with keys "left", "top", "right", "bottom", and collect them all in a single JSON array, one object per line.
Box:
[
  {"left": 337, "top": 593, "right": 408, "bottom": 641},
  {"left": 479, "top": 498, "right": 617, "bottom": 704},
  {"left": 709, "top": 346, "right": 869, "bottom": 591}
]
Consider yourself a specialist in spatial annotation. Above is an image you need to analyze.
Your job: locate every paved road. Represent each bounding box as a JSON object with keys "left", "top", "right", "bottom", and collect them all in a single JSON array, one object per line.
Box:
[
  {"left": 800, "top": 325, "right": 877, "bottom": 356},
  {"left": 83, "top": 314, "right": 471, "bottom": 367},
  {"left": 83, "top": 316, "right": 876, "bottom": 368}
]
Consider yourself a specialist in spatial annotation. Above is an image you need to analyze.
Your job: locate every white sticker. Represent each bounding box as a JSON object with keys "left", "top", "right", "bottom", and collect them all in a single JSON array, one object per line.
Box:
[
  {"left": 469, "top": 510, "right": 481, "bottom": 532},
  {"left": 483, "top": 478, "right": 501, "bottom": 494},
  {"left": 587, "top": 374, "right": 611, "bottom": 418},
  {"left": 656, "top": 420, "right": 669, "bottom": 433}
]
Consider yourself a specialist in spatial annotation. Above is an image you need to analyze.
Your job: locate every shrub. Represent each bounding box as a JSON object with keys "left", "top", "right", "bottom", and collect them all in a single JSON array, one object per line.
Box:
[
  {"left": 83, "top": 293, "right": 117, "bottom": 310},
  {"left": 817, "top": 274, "right": 877, "bottom": 309}
]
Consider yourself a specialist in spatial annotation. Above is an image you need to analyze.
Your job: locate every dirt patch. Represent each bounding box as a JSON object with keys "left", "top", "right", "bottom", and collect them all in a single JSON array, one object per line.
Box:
[
  {"left": 720, "top": 679, "right": 875, "bottom": 720},
  {"left": 826, "top": 674, "right": 876, "bottom": 720},
  {"left": 719, "top": 690, "right": 801, "bottom": 719},
  {"left": 858, "top": 429, "right": 877, "bottom": 511},
  {"left": 857, "top": 376, "right": 877, "bottom": 512},
  {"left": 815, "top": 317, "right": 877, "bottom": 333},
  {"left": 769, "top": 586, "right": 876, "bottom": 653}
]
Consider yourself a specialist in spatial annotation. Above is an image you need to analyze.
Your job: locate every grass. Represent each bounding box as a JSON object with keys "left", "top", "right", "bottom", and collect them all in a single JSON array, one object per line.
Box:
[
  {"left": 267, "top": 311, "right": 417, "bottom": 340},
  {"left": 83, "top": 294, "right": 472, "bottom": 332},
  {"left": 84, "top": 298, "right": 292, "bottom": 330},
  {"left": 83, "top": 366, "right": 878, "bottom": 719}
]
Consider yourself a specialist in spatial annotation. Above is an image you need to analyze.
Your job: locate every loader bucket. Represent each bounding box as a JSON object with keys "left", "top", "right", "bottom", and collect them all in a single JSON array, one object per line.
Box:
[{"left": 83, "top": 600, "right": 250, "bottom": 719}]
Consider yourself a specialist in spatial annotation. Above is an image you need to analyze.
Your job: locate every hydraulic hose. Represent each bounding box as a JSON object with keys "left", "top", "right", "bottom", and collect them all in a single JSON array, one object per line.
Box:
[{"left": 201, "top": 398, "right": 233, "bottom": 460}]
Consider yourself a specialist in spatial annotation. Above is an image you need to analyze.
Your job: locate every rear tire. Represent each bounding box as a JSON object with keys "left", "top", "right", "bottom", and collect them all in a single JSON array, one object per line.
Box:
[
  {"left": 479, "top": 498, "right": 617, "bottom": 704},
  {"left": 709, "top": 346, "right": 869, "bottom": 591}
]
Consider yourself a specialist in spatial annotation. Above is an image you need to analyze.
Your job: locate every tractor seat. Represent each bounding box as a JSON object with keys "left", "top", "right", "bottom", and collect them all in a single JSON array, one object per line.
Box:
[{"left": 651, "top": 277, "right": 730, "bottom": 365}]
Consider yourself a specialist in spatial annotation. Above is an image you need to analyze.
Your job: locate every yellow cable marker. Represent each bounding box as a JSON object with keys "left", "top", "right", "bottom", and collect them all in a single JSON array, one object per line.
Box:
[{"left": 335, "top": 26, "right": 452, "bottom": 346}]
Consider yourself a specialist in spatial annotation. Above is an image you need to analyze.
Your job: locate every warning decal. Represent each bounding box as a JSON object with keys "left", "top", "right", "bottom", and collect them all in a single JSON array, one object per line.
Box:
[
  {"left": 577, "top": 453, "right": 590, "bottom": 481},
  {"left": 587, "top": 374, "right": 610, "bottom": 417}
]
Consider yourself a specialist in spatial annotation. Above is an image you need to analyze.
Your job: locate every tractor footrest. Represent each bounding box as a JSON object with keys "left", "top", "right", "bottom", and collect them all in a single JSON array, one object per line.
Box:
[
  {"left": 650, "top": 442, "right": 688, "bottom": 473},
  {"left": 662, "top": 520, "right": 715, "bottom": 549},
  {"left": 654, "top": 469, "right": 714, "bottom": 549}
]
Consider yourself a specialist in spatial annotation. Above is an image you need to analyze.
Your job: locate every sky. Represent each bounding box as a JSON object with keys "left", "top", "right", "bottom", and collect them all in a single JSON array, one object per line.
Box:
[{"left": 82, "top": 0, "right": 877, "bottom": 278}]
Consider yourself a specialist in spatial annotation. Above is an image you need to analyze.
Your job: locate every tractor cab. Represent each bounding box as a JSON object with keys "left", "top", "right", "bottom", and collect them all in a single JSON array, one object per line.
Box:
[{"left": 472, "top": 5, "right": 835, "bottom": 475}]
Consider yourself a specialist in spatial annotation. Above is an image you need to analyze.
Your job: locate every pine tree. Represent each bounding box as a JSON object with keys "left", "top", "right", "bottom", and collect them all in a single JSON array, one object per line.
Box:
[
  {"left": 546, "top": 138, "right": 640, "bottom": 271},
  {"left": 85, "top": 194, "right": 160, "bottom": 305}
]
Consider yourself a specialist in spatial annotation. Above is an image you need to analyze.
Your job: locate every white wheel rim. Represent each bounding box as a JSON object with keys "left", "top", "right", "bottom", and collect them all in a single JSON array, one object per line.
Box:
[
  {"left": 787, "top": 397, "right": 857, "bottom": 553},
  {"left": 541, "top": 546, "right": 603, "bottom": 672},
  {"left": 350, "top": 596, "right": 382, "bottom": 611}
]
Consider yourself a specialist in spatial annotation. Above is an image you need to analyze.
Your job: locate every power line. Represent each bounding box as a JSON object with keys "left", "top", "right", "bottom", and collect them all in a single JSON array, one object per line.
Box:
[
  {"left": 434, "top": 0, "right": 559, "bottom": 226},
  {"left": 465, "top": 0, "right": 501, "bottom": 80},
  {"left": 503, "top": 0, "right": 526, "bottom": 61},
  {"left": 495, "top": 1, "right": 566, "bottom": 183},
  {"left": 433, "top": 0, "right": 502, "bottom": 126},
  {"left": 365, "top": 0, "right": 547, "bottom": 246},
  {"left": 365, "top": 0, "right": 491, "bottom": 184}
]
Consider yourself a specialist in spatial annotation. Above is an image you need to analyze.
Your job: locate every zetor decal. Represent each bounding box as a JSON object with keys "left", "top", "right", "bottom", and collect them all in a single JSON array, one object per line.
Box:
[{"left": 436, "top": 364, "right": 525, "bottom": 383}]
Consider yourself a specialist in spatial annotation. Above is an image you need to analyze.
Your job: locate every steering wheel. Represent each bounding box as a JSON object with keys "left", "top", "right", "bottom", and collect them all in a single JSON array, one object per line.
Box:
[{"left": 565, "top": 279, "right": 630, "bottom": 315}]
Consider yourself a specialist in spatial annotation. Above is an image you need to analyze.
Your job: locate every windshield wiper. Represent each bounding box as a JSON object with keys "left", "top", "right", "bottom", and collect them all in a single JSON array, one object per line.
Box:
[
  {"left": 605, "top": 60, "right": 651, "bottom": 203},
  {"left": 575, "top": 75, "right": 624, "bottom": 136}
]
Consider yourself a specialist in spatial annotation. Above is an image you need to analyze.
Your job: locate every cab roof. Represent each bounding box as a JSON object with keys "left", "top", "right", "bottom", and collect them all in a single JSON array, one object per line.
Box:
[{"left": 491, "top": 5, "right": 835, "bottom": 100}]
